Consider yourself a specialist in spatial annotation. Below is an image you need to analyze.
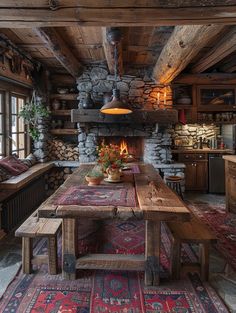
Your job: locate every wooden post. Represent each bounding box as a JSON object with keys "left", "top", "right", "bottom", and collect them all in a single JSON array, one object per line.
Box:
[
  {"left": 22, "top": 237, "right": 32, "bottom": 274},
  {"left": 47, "top": 236, "right": 58, "bottom": 275},
  {"left": 145, "top": 220, "right": 160, "bottom": 286},
  {"left": 62, "top": 218, "right": 78, "bottom": 280},
  {"left": 199, "top": 243, "right": 209, "bottom": 281},
  {"left": 170, "top": 237, "right": 181, "bottom": 279}
]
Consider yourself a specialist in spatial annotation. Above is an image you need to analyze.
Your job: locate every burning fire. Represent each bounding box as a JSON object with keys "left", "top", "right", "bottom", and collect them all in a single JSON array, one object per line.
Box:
[{"left": 120, "top": 139, "right": 129, "bottom": 155}]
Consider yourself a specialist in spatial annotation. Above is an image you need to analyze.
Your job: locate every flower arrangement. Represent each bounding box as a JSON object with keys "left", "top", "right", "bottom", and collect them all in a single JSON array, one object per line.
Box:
[{"left": 97, "top": 142, "right": 124, "bottom": 171}]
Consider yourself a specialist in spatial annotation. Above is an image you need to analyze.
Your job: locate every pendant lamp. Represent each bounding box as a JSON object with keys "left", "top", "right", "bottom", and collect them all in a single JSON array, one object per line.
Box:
[{"left": 100, "top": 29, "right": 132, "bottom": 115}]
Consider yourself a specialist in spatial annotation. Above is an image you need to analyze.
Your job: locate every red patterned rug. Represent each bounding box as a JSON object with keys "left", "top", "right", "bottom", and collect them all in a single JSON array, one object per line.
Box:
[
  {"left": 54, "top": 185, "right": 137, "bottom": 207},
  {"left": 188, "top": 201, "right": 236, "bottom": 271},
  {"left": 0, "top": 221, "right": 229, "bottom": 313}
]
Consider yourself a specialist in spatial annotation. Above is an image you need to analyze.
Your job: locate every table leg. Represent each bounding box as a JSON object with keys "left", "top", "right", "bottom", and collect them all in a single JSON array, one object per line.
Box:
[
  {"left": 62, "top": 218, "right": 78, "bottom": 280},
  {"left": 145, "top": 220, "right": 161, "bottom": 286}
]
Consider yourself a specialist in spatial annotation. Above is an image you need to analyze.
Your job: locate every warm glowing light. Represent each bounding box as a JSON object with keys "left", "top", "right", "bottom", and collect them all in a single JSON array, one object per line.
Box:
[
  {"left": 164, "top": 91, "right": 167, "bottom": 105},
  {"left": 120, "top": 139, "right": 129, "bottom": 155},
  {"left": 157, "top": 92, "right": 160, "bottom": 105}
]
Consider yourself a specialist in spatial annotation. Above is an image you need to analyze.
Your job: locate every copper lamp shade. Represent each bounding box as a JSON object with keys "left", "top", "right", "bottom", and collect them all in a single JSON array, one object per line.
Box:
[{"left": 100, "top": 89, "right": 132, "bottom": 115}]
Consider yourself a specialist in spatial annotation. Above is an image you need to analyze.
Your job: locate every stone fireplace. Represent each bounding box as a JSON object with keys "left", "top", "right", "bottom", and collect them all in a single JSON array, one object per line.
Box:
[{"left": 75, "top": 65, "right": 185, "bottom": 181}]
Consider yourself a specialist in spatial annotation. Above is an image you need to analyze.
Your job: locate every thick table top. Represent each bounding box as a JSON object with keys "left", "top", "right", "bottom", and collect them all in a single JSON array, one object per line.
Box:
[{"left": 38, "top": 163, "right": 190, "bottom": 221}]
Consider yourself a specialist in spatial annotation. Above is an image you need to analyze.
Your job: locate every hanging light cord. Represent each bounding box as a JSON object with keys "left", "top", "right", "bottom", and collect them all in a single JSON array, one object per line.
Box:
[{"left": 114, "top": 42, "right": 118, "bottom": 89}]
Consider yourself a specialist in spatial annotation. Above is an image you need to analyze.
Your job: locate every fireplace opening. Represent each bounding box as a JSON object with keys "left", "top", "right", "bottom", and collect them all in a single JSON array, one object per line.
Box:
[{"left": 98, "top": 137, "right": 144, "bottom": 161}]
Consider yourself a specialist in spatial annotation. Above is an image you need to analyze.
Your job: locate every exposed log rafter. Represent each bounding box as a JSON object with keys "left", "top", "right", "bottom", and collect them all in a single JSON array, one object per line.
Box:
[
  {"left": 34, "top": 27, "right": 83, "bottom": 77},
  {"left": 102, "top": 27, "right": 123, "bottom": 75},
  {"left": 152, "top": 25, "right": 225, "bottom": 85},
  {"left": 192, "top": 27, "right": 236, "bottom": 73},
  {"left": 1, "top": 2, "right": 236, "bottom": 27}
]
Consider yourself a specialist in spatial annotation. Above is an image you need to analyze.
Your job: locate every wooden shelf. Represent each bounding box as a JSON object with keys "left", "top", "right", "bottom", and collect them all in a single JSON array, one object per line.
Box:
[
  {"left": 197, "top": 105, "right": 236, "bottom": 112},
  {"left": 50, "top": 129, "right": 78, "bottom": 135},
  {"left": 174, "top": 105, "right": 193, "bottom": 109},
  {"left": 50, "top": 93, "right": 77, "bottom": 100},
  {"left": 51, "top": 110, "right": 71, "bottom": 116}
]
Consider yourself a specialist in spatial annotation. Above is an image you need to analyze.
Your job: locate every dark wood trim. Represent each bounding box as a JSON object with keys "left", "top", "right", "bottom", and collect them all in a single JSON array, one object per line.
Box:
[
  {"left": 173, "top": 73, "right": 236, "bottom": 85},
  {"left": 1, "top": 3, "right": 236, "bottom": 26},
  {"left": 71, "top": 109, "right": 178, "bottom": 124}
]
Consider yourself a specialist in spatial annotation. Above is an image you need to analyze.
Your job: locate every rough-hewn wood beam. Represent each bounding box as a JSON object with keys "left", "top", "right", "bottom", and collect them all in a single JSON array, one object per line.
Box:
[
  {"left": 102, "top": 27, "right": 123, "bottom": 75},
  {"left": 192, "top": 27, "right": 236, "bottom": 73},
  {"left": 152, "top": 25, "right": 225, "bottom": 85},
  {"left": 173, "top": 73, "right": 236, "bottom": 85},
  {"left": 1, "top": 2, "right": 236, "bottom": 27},
  {"left": 34, "top": 28, "right": 83, "bottom": 77},
  {"left": 219, "top": 56, "right": 236, "bottom": 73}
]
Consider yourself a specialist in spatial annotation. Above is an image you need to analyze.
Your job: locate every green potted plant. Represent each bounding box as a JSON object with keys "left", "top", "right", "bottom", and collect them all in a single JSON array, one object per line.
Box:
[
  {"left": 85, "top": 169, "right": 104, "bottom": 186},
  {"left": 19, "top": 90, "right": 50, "bottom": 141}
]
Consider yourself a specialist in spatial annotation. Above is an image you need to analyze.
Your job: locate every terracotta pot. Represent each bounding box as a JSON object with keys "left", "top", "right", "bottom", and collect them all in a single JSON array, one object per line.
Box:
[{"left": 85, "top": 175, "right": 103, "bottom": 186}]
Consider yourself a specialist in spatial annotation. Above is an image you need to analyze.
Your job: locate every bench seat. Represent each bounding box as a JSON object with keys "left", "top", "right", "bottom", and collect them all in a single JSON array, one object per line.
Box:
[
  {"left": 167, "top": 218, "right": 217, "bottom": 281},
  {"left": 0, "top": 162, "right": 53, "bottom": 190},
  {"left": 15, "top": 210, "right": 62, "bottom": 275}
]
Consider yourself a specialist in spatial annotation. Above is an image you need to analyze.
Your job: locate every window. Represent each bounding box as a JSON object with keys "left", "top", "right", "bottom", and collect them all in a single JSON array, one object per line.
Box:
[
  {"left": 0, "top": 81, "right": 30, "bottom": 159},
  {"left": 10, "top": 94, "right": 27, "bottom": 158},
  {"left": 0, "top": 92, "right": 4, "bottom": 158}
]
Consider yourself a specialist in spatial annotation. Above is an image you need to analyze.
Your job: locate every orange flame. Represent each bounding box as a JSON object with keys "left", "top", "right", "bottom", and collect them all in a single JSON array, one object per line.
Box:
[{"left": 120, "top": 139, "right": 129, "bottom": 155}]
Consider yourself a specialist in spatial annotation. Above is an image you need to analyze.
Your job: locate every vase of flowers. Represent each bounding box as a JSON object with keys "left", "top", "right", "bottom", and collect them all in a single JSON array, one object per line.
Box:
[{"left": 97, "top": 142, "right": 124, "bottom": 181}]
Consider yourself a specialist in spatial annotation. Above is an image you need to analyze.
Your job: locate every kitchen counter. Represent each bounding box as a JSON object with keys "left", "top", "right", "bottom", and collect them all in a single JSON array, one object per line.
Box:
[
  {"left": 222, "top": 155, "right": 236, "bottom": 162},
  {"left": 172, "top": 149, "right": 234, "bottom": 154}
]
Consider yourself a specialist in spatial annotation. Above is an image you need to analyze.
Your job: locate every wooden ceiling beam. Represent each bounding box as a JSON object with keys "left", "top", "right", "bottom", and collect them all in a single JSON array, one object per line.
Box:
[
  {"left": 1, "top": 2, "right": 236, "bottom": 27},
  {"left": 173, "top": 73, "right": 236, "bottom": 85},
  {"left": 192, "top": 27, "right": 236, "bottom": 73},
  {"left": 34, "top": 28, "right": 83, "bottom": 77},
  {"left": 152, "top": 25, "right": 225, "bottom": 85},
  {"left": 102, "top": 27, "right": 123, "bottom": 75}
]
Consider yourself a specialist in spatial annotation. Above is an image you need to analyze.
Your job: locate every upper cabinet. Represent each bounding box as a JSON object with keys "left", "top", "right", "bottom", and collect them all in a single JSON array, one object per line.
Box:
[{"left": 197, "top": 85, "right": 236, "bottom": 112}]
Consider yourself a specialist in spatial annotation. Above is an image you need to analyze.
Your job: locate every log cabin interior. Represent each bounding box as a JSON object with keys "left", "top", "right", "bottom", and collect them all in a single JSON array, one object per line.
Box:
[{"left": 0, "top": 2, "right": 236, "bottom": 312}]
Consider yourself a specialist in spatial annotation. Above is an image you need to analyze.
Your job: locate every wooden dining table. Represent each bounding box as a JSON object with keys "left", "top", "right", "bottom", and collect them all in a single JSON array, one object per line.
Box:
[{"left": 38, "top": 163, "right": 190, "bottom": 286}]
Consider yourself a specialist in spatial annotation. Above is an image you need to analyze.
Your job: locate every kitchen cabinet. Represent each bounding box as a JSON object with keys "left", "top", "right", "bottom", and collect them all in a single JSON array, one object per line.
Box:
[
  {"left": 179, "top": 153, "right": 208, "bottom": 191},
  {"left": 224, "top": 157, "right": 236, "bottom": 213}
]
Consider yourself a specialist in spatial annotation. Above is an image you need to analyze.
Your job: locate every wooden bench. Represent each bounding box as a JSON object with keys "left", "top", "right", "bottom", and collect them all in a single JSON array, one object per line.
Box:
[
  {"left": 0, "top": 162, "right": 53, "bottom": 190},
  {"left": 167, "top": 218, "right": 217, "bottom": 281},
  {"left": 15, "top": 210, "right": 62, "bottom": 275}
]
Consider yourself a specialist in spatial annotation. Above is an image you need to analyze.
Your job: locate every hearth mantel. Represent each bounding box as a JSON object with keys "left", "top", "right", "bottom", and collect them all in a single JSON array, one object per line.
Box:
[{"left": 71, "top": 109, "right": 178, "bottom": 124}]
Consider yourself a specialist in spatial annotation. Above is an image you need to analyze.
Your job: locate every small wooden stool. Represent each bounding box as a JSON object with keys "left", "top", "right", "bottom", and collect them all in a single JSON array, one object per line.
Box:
[
  {"left": 15, "top": 211, "right": 62, "bottom": 275},
  {"left": 167, "top": 218, "right": 217, "bottom": 281},
  {"left": 165, "top": 176, "right": 183, "bottom": 199}
]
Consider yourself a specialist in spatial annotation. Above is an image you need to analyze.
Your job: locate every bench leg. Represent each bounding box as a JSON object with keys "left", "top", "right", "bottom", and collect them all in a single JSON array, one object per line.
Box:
[
  {"left": 22, "top": 237, "right": 32, "bottom": 274},
  {"left": 199, "top": 243, "right": 209, "bottom": 281},
  {"left": 145, "top": 220, "right": 160, "bottom": 286},
  {"left": 47, "top": 236, "right": 58, "bottom": 275},
  {"left": 171, "top": 238, "right": 181, "bottom": 279}
]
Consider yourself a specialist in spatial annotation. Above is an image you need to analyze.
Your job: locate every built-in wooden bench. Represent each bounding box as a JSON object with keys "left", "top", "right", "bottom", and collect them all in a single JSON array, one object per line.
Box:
[
  {"left": 167, "top": 218, "right": 217, "bottom": 281},
  {"left": 15, "top": 209, "right": 62, "bottom": 275},
  {"left": 0, "top": 162, "right": 53, "bottom": 190},
  {"left": 0, "top": 162, "right": 54, "bottom": 235}
]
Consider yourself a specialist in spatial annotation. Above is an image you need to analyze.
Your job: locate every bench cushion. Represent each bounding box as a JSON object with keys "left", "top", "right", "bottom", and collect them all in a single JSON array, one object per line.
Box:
[
  {"left": 0, "top": 155, "right": 29, "bottom": 175},
  {"left": 0, "top": 163, "right": 53, "bottom": 190}
]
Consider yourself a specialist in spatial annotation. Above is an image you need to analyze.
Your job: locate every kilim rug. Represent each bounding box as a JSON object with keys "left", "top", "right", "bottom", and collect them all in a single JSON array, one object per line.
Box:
[
  {"left": 0, "top": 220, "right": 229, "bottom": 313},
  {"left": 187, "top": 201, "right": 236, "bottom": 272}
]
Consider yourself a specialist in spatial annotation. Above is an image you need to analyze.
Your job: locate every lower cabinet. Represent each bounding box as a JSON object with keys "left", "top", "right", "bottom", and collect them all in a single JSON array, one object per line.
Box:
[
  {"left": 185, "top": 161, "right": 208, "bottom": 191},
  {"left": 179, "top": 153, "right": 208, "bottom": 192}
]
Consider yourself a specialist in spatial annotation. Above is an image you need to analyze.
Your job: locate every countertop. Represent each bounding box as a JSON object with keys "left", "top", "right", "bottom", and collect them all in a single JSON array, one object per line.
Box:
[
  {"left": 172, "top": 149, "right": 234, "bottom": 154},
  {"left": 223, "top": 155, "right": 236, "bottom": 162}
]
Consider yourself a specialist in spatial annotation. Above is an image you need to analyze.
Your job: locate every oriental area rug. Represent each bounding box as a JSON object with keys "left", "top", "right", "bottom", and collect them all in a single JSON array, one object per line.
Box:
[{"left": 0, "top": 219, "right": 229, "bottom": 313}]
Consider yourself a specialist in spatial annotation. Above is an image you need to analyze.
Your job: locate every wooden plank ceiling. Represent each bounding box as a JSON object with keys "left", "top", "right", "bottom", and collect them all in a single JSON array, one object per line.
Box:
[{"left": 0, "top": 26, "right": 174, "bottom": 74}]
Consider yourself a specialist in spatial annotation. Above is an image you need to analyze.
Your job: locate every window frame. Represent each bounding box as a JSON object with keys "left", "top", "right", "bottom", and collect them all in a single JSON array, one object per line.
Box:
[
  {"left": 0, "top": 80, "right": 31, "bottom": 159},
  {"left": 0, "top": 91, "right": 5, "bottom": 158}
]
